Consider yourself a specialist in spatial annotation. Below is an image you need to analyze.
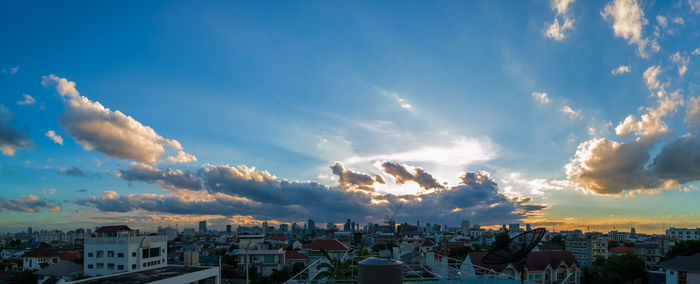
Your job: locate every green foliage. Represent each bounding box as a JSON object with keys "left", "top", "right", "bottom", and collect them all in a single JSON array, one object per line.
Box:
[
  {"left": 448, "top": 246, "right": 470, "bottom": 260},
  {"left": 270, "top": 267, "right": 292, "bottom": 283},
  {"left": 582, "top": 254, "right": 646, "bottom": 284},
  {"left": 551, "top": 235, "right": 566, "bottom": 249},
  {"left": 314, "top": 249, "right": 353, "bottom": 280},
  {"left": 662, "top": 240, "right": 700, "bottom": 261},
  {"left": 490, "top": 232, "right": 510, "bottom": 251},
  {"left": 291, "top": 262, "right": 306, "bottom": 275},
  {"left": 371, "top": 244, "right": 385, "bottom": 252},
  {"left": 623, "top": 242, "right": 634, "bottom": 247},
  {"left": 608, "top": 241, "right": 619, "bottom": 249}
]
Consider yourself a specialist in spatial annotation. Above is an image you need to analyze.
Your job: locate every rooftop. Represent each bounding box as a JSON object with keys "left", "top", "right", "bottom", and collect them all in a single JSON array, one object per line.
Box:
[
  {"left": 67, "top": 266, "right": 215, "bottom": 284},
  {"left": 95, "top": 225, "right": 132, "bottom": 234},
  {"left": 305, "top": 238, "right": 349, "bottom": 251},
  {"left": 657, "top": 253, "right": 700, "bottom": 273}
]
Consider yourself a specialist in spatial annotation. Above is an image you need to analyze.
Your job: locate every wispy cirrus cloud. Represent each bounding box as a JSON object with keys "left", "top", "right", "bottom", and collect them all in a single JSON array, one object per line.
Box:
[{"left": 0, "top": 105, "right": 31, "bottom": 156}]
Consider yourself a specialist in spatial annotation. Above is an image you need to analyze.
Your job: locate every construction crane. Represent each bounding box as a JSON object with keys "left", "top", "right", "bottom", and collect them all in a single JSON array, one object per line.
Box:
[{"left": 384, "top": 203, "right": 403, "bottom": 225}]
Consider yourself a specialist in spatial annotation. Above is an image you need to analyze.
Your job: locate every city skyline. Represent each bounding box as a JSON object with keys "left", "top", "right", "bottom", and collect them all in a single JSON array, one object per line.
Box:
[{"left": 1, "top": 0, "right": 700, "bottom": 234}]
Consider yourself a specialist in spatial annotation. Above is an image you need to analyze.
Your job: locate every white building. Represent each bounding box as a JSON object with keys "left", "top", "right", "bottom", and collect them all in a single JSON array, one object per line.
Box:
[
  {"left": 657, "top": 253, "right": 700, "bottom": 284},
  {"left": 84, "top": 225, "right": 168, "bottom": 276},
  {"left": 22, "top": 248, "right": 59, "bottom": 271},
  {"left": 666, "top": 227, "right": 700, "bottom": 241}
]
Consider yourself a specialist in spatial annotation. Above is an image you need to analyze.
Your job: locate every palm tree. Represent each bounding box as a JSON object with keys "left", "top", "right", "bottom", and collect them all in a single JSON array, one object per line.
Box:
[{"left": 314, "top": 249, "right": 353, "bottom": 280}]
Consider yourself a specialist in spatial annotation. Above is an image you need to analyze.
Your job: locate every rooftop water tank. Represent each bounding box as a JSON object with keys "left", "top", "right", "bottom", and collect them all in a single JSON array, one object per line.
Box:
[{"left": 358, "top": 257, "right": 403, "bottom": 284}]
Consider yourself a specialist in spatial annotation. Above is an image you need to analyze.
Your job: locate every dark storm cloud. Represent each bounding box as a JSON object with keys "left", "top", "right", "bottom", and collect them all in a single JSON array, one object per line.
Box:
[
  {"left": 75, "top": 163, "right": 546, "bottom": 225},
  {"left": 0, "top": 195, "right": 60, "bottom": 213},
  {"left": 0, "top": 105, "right": 31, "bottom": 156},
  {"left": 381, "top": 161, "right": 445, "bottom": 190},
  {"left": 330, "top": 162, "right": 384, "bottom": 191}
]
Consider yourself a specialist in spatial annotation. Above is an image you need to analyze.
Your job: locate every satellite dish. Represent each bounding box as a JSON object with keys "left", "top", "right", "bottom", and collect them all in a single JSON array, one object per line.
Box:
[{"left": 482, "top": 228, "right": 546, "bottom": 284}]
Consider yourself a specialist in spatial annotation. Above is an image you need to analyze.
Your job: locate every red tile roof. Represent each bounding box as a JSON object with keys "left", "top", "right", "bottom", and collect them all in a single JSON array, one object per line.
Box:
[
  {"left": 23, "top": 247, "right": 59, "bottom": 258},
  {"left": 95, "top": 225, "right": 132, "bottom": 233},
  {"left": 59, "top": 251, "right": 81, "bottom": 260},
  {"left": 305, "top": 239, "right": 349, "bottom": 251},
  {"left": 285, "top": 250, "right": 308, "bottom": 260},
  {"left": 469, "top": 251, "right": 579, "bottom": 272},
  {"left": 610, "top": 246, "right": 634, "bottom": 254}
]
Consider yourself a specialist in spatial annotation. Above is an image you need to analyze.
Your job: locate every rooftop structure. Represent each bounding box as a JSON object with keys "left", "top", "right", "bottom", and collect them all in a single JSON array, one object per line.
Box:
[{"left": 66, "top": 265, "right": 220, "bottom": 284}]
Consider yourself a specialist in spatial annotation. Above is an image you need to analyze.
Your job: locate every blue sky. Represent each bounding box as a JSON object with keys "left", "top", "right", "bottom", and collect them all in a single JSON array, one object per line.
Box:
[{"left": 1, "top": 0, "right": 699, "bottom": 233}]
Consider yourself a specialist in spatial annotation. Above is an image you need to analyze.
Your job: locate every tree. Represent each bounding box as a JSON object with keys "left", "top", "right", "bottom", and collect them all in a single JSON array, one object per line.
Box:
[
  {"left": 490, "top": 232, "right": 510, "bottom": 251},
  {"left": 448, "top": 246, "right": 470, "bottom": 260},
  {"left": 662, "top": 240, "right": 700, "bottom": 261},
  {"left": 551, "top": 235, "right": 566, "bottom": 249},
  {"left": 291, "top": 262, "right": 306, "bottom": 276},
  {"left": 583, "top": 254, "right": 646, "bottom": 284},
  {"left": 270, "top": 267, "right": 292, "bottom": 283},
  {"left": 314, "top": 249, "right": 353, "bottom": 280}
]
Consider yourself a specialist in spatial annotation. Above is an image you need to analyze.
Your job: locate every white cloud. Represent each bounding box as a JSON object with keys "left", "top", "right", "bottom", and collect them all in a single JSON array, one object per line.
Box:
[
  {"left": 9, "top": 66, "right": 19, "bottom": 74},
  {"left": 611, "top": 65, "right": 631, "bottom": 75},
  {"left": 17, "top": 94, "right": 36, "bottom": 106},
  {"left": 559, "top": 105, "right": 581, "bottom": 119},
  {"left": 345, "top": 136, "right": 498, "bottom": 167},
  {"left": 601, "top": 0, "right": 651, "bottom": 57},
  {"left": 166, "top": 150, "right": 197, "bottom": 163},
  {"left": 656, "top": 15, "right": 667, "bottom": 28},
  {"left": 45, "top": 130, "right": 63, "bottom": 145},
  {"left": 377, "top": 89, "right": 414, "bottom": 112},
  {"left": 672, "top": 16, "right": 684, "bottom": 25},
  {"left": 690, "top": 0, "right": 700, "bottom": 14},
  {"left": 531, "top": 92, "right": 550, "bottom": 104},
  {"left": 42, "top": 75, "right": 196, "bottom": 164},
  {"left": 670, "top": 52, "right": 689, "bottom": 76},
  {"left": 544, "top": 0, "right": 575, "bottom": 40},
  {"left": 693, "top": 47, "right": 700, "bottom": 55},
  {"left": 643, "top": 65, "right": 663, "bottom": 91}
]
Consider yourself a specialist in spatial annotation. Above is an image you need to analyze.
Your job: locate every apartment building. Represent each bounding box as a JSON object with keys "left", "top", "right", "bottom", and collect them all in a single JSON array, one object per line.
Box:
[
  {"left": 83, "top": 225, "right": 167, "bottom": 276},
  {"left": 565, "top": 237, "right": 592, "bottom": 266},
  {"left": 666, "top": 227, "right": 700, "bottom": 241}
]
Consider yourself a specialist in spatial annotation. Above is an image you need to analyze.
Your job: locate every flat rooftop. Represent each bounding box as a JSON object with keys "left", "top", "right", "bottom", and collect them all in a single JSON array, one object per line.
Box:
[{"left": 69, "top": 266, "right": 215, "bottom": 284}]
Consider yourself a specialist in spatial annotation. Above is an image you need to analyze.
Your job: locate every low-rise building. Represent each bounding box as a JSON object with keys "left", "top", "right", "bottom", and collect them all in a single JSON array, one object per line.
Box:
[
  {"left": 467, "top": 251, "right": 580, "bottom": 284},
  {"left": 565, "top": 237, "right": 592, "bottom": 266},
  {"left": 657, "top": 253, "right": 700, "bottom": 284},
  {"left": 83, "top": 225, "right": 168, "bottom": 276},
  {"left": 22, "top": 247, "right": 60, "bottom": 271},
  {"left": 666, "top": 227, "right": 700, "bottom": 241}
]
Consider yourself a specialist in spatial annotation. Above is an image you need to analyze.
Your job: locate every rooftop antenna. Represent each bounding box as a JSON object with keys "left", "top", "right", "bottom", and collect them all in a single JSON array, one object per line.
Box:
[
  {"left": 482, "top": 228, "right": 546, "bottom": 284},
  {"left": 384, "top": 203, "right": 403, "bottom": 226}
]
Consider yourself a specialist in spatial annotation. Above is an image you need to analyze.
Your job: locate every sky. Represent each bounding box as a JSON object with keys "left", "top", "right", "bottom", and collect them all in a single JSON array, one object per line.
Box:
[{"left": 1, "top": 0, "right": 699, "bottom": 234}]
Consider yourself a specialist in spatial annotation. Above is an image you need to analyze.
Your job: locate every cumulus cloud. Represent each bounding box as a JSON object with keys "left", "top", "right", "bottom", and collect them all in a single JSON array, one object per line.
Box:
[
  {"left": 611, "top": 65, "right": 631, "bottom": 75},
  {"left": 544, "top": 0, "right": 575, "bottom": 40},
  {"left": 601, "top": 0, "right": 651, "bottom": 57},
  {"left": 559, "top": 105, "right": 581, "bottom": 119},
  {"left": 330, "top": 162, "right": 384, "bottom": 191},
  {"left": 60, "top": 166, "right": 85, "bottom": 177},
  {"left": 45, "top": 130, "right": 63, "bottom": 145},
  {"left": 17, "top": 94, "right": 36, "bottom": 106},
  {"left": 670, "top": 52, "right": 689, "bottom": 76},
  {"left": 567, "top": 66, "right": 691, "bottom": 195},
  {"left": 690, "top": 0, "right": 700, "bottom": 14},
  {"left": 672, "top": 16, "right": 684, "bottom": 26},
  {"left": 381, "top": 161, "right": 445, "bottom": 190},
  {"left": 0, "top": 195, "right": 60, "bottom": 213},
  {"left": 77, "top": 163, "right": 547, "bottom": 225},
  {"left": 42, "top": 75, "right": 196, "bottom": 164},
  {"left": 0, "top": 105, "right": 31, "bottom": 156},
  {"left": 656, "top": 15, "right": 667, "bottom": 28},
  {"left": 694, "top": 48, "right": 700, "bottom": 56},
  {"left": 531, "top": 92, "right": 550, "bottom": 104}
]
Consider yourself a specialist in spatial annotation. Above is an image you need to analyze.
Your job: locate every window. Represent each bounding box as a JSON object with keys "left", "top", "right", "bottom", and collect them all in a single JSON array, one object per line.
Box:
[
  {"left": 162, "top": 248, "right": 165, "bottom": 253},
  {"left": 108, "top": 263, "right": 115, "bottom": 270},
  {"left": 131, "top": 252, "right": 136, "bottom": 257},
  {"left": 107, "top": 251, "right": 115, "bottom": 258},
  {"left": 132, "top": 264, "right": 136, "bottom": 269},
  {"left": 87, "top": 264, "right": 94, "bottom": 269},
  {"left": 117, "top": 265, "right": 124, "bottom": 270},
  {"left": 88, "top": 252, "right": 94, "bottom": 257},
  {"left": 117, "top": 253, "right": 124, "bottom": 258},
  {"left": 264, "top": 255, "right": 275, "bottom": 264},
  {"left": 96, "top": 263, "right": 104, "bottom": 269},
  {"left": 96, "top": 251, "right": 104, "bottom": 258}
]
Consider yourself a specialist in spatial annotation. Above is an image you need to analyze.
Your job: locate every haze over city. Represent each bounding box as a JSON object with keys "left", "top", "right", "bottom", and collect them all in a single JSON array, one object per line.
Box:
[{"left": 2, "top": 0, "right": 700, "bottom": 235}]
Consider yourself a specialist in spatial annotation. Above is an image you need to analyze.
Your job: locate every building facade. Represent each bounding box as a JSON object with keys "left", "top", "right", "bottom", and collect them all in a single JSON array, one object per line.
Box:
[{"left": 84, "top": 226, "right": 168, "bottom": 276}]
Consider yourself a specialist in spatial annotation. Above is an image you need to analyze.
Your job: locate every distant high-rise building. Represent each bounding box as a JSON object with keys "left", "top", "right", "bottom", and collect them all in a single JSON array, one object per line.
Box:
[
  {"left": 526, "top": 224, "right": 532, "bottom": 231},
  {"left": 199, "top": 220, "right": 207, "bottom": 233},
  {"left": 279, "top": 224, "right": 288, "bottom": 232},
  {"left": 461, "top": 220, "right": 470, "bottom": 231},
  {"left": 631, "top": 227, "right": 636, "bottom": 235},
  {"left": 226, "top": 225, "right": 232, "bottom": 233},
  {"left": 327, "top": 222, "right": 334, "bottom": 230},
  {"left": 262, "top": 221, "right": 268, "bottom": 235},
  {"left": 345, "top": 219, "right": 351, "bottom": 231},
  {"left": 307, "top": 219, "right": 316, "bottom": 237},
  {"left": 27, "top": 226, "right": 32, "bottom": 236},
  {"left": 508, "top": 223, "right": 520, "bottom": 233}
]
